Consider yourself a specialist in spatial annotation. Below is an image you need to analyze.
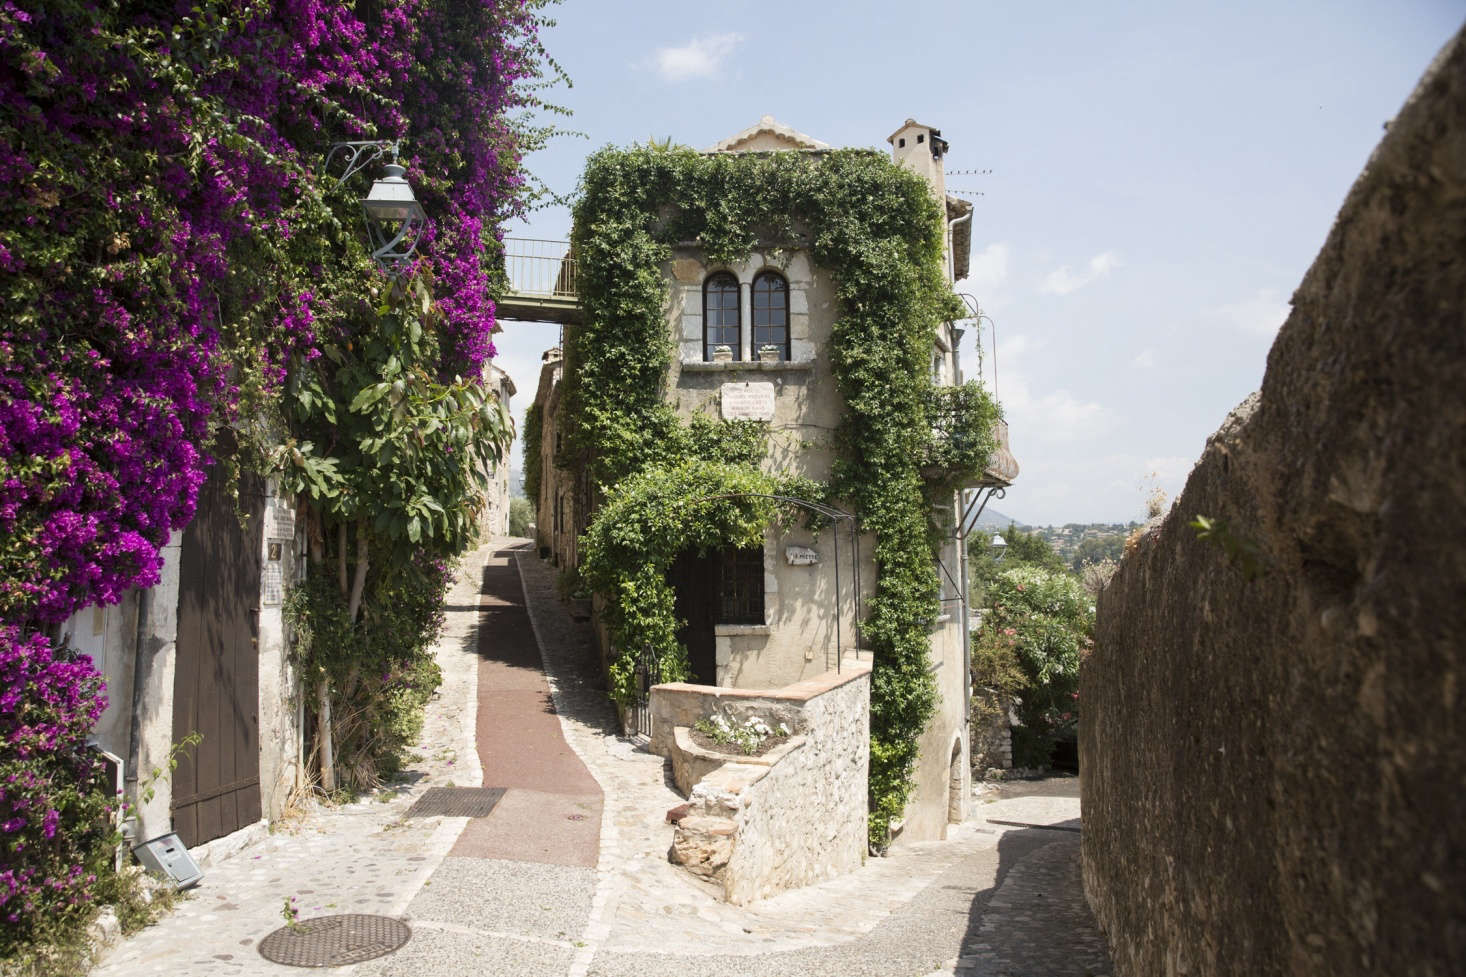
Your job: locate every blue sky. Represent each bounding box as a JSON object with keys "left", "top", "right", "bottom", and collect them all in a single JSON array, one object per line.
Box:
[{"left": 493, "top": 0, "right": 1463, "bottom": 526}]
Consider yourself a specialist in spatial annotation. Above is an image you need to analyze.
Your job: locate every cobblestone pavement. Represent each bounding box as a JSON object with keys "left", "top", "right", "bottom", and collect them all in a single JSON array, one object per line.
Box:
[
  {"left": 90, "top": 541, "right": 498, "bottom": 977},
  {"left": 91, "top": 539, "right": 1113, "bottom": 977}
]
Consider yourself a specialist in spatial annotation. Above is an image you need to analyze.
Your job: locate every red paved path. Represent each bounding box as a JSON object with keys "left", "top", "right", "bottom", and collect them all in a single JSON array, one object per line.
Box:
[{"left": 450, "top": 549, "right": 602, "bottom": 867}]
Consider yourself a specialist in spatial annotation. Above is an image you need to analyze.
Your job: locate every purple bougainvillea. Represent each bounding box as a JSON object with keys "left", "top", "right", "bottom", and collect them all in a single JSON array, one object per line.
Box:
[{"left": 0, "top": 0, "right": 553, "bottom": 945}]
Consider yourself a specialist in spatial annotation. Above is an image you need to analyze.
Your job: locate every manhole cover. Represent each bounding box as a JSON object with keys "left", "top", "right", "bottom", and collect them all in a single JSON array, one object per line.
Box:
[
  {"left": 404, "top": 786, "right": 506, "bottom": 818},
  {"left": 257, "top": 914, "right": 410, "bottom": 967}
]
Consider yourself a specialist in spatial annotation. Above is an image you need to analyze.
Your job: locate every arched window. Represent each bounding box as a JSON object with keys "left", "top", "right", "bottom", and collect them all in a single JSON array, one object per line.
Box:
[
  {"left": 751, "top": 272, "right": 789, "bottom": 361},
  {"left": 703, "top": 273, "right": 740, "bottom": 360}
]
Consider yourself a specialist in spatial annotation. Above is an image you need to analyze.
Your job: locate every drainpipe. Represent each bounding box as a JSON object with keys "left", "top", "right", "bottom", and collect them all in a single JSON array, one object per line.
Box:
[
  {"left": 947, "top": 210, "right": 973, "bottom": 284},
  {"left": 958, "top": 488, "right": 972, "bottom": 730}
]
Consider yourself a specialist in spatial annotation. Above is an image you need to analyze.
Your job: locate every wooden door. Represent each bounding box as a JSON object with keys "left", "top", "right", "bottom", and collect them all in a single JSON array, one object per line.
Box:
[
  {"left": 670, "top": 550, "right": 718, "bottom": 685},
  {"left": 170, "top": 464, "right": 266, "bottom": 847}
]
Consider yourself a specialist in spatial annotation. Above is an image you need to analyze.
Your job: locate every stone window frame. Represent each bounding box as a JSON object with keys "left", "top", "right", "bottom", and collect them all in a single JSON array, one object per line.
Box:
[
  {"left": 751, "top": 270, "right": 791, "bottom": 361},
  {"left": 703, "top": 271, "right": 741, "bottom": 361}
]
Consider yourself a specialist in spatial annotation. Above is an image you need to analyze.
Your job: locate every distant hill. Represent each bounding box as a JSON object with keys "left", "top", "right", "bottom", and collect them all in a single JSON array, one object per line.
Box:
[{"left": 971, "top": 507, "right": 1021, "bottom": 531}]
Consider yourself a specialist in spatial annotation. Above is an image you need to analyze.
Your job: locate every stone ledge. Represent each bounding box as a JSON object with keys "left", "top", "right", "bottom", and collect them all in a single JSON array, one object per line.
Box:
[
  {"left": 678, "top": 360, "right": 813, "bottom": 373},
  {"left": 654, "top": 656, "right": 870, "bottom": 706},
  {"left": 669, "top": 725, "right": 808, "bottom": 795},
  {"left": 714, "top": 623, "right": 770, "bottom": 637}
]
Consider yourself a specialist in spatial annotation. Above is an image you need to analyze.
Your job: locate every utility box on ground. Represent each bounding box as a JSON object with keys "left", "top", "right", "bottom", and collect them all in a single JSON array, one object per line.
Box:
[{"left": 132, "top": 832, "right": 204, "bottom": 889}]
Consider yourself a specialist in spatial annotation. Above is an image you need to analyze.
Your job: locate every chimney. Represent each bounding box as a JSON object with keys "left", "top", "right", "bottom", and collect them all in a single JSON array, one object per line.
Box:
[{"left": 887, "top": 118, "right": 949, "bottom": 205}]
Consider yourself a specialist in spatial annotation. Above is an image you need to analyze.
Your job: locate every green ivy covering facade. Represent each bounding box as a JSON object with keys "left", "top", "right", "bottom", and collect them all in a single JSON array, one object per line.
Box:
[{"left": 560, "top": 145, "right": 1000, "bottom": 847}]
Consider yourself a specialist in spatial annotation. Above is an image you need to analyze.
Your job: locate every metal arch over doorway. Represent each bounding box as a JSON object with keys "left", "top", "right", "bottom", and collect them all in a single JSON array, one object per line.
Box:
[{"left": 687, "top": 493, "right": 862, "bottom": 674}]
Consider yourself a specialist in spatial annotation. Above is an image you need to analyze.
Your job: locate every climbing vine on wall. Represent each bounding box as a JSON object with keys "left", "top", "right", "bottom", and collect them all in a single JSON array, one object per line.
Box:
[{"left": 563, "top": 146, "right": 999, "bottom": 847}]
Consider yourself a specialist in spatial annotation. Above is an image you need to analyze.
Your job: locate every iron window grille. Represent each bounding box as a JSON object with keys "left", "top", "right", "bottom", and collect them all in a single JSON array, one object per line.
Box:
[{"left": 719, "top": 547, "right": 765, "bottom": 624}]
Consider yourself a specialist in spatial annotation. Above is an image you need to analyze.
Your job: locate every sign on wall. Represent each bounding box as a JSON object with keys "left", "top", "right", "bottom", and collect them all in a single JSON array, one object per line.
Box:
[
  {"left": 720, "top": 381, "right": 776, "bottom": 421},
  {"left": 785, "top": 545, "right": 819, "bottom": 566}
]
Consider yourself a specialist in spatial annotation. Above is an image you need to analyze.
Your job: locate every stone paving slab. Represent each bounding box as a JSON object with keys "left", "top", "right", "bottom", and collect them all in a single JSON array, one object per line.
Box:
[
  {"left": 451, "top": 787, "right": 601, "bottom": 866},
  {"left": 352, "top": 924, "right": 576, "bottom": 977},
  {"left": 405, "top": 855, "right": 596, "bottom": 942},
  {"left": 954, "top": 836, "right": 1113, "bottom": 977}
]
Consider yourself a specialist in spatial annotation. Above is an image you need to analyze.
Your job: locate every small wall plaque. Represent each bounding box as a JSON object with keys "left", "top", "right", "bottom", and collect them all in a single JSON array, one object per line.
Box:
[
  {"left": 785, "top": 545, "right": 819, "bottom": 566},
  {"left": 262, "top": 562, "right": 284, "bottom": 606},
  {"left": 721, "top": 381, "right": 776, "bottom": 421}
]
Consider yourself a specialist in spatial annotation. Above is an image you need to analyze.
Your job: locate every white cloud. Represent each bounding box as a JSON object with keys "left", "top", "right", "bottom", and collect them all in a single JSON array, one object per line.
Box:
[
  {"left": 960, "top": 241, "right": 1010, "bottom": 304},
  {"left": 987, "top": 334, "right": 1113, "bottom": 442},
  {"left": 1132, "top": 348, "right": 1155, "bottom": 369},
  {"left": 1040, "top": 250, "right": 1121, "bottom": 296},
  {"left": 646, "top": 33, "right": 743, "bottom": 82},
  {"left": 1216, "top": 287, "right": 1290, "bottom": 337}
]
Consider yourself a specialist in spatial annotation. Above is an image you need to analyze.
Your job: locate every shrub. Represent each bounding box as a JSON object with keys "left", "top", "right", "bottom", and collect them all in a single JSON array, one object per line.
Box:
[
  {"left": 0, "top": 627, "right": 109, "bottom": 955},
  {"left": 285, "top": 552, "right": 452, "bottom": 793},
  {"left": 972, "top": 564, "right": 1092, "bottom": 768}
]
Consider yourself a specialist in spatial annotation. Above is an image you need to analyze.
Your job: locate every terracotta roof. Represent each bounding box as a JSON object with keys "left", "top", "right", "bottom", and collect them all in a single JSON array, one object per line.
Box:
[{"left": 705, "top": 115, "right": 831, "bottom": 153}]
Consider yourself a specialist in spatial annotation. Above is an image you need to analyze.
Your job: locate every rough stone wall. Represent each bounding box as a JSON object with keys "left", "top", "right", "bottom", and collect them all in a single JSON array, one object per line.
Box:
[
  {"left": 970, "top": 690, "right": 1013, "bottom": 774},
  {"left": 1081, "top": 30, "right": 1466, "bottom": 977},
  {"left": 720, "top": 663, "right": 869, "bottom": 903},
  {"left": 655, "top": 661, "right": 870, "bottom": 903}
]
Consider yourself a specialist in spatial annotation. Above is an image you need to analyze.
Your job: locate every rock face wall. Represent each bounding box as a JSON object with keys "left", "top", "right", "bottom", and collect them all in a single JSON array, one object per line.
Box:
[{"left": 1081, "top": 30, "right": 1466, "bottom": 977}]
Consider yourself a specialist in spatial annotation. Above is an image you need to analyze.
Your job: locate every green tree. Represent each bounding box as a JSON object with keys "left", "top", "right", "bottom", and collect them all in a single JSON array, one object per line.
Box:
[
  {"left": 969, "top": 522, "right": 1066, "bottom": 606},
  {"left": 1071, "top": 533, "right": 1124, "bottom": 572},
  {"left": 508, "top": 496, "right": 534, "bottom": 537},
  {"left": 275, "top": 278, "right": 510, "bottom": 791},
  {"left": 971, "top": 563, "right": 1093, "bottom": 768}
]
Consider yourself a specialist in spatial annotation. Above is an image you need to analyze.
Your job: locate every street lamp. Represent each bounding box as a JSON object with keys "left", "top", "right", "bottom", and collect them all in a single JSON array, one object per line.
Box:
[
  {"left": 990, "top": 533, "right": 1008, "bottom": 561},
  {"left": 361, "top": 160, "right": 426, "bottom": 275},
  {"left": 324, "top": 140, "right": 428, "bottom": 276}
]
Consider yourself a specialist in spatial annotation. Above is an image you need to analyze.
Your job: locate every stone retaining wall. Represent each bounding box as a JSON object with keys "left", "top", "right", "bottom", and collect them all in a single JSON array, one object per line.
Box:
[
  {"left": 1081, "top": 28, "right": 1466, "bottom": 977},
  {"left": 650, "top": 660, "right": 870, "bottom": 904}
]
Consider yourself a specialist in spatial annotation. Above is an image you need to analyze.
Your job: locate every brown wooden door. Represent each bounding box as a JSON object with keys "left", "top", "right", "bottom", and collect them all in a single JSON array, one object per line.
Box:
[
  {"left": 170, "top": 465, "right": 266, "bottom": 847},
  {"left": 670, "top": 550, "right": 718, "bottom": 685}
]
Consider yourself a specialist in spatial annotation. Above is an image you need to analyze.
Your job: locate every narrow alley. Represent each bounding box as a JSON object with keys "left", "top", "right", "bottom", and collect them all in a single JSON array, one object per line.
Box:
[{"left": 91, "top": 542, "right": 1112, "bottom": 977}]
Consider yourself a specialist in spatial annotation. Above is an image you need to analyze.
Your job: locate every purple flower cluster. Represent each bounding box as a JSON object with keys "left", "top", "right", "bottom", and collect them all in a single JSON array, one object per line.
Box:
[
  {"left": 0, "top": 0, "right": 548, "bottom": 945},
  {"left": 1, "top": 0, "right": 541, "bottom": 631},
  {"left": 0, "top": 625, "right": 107, "bottom": 935}
]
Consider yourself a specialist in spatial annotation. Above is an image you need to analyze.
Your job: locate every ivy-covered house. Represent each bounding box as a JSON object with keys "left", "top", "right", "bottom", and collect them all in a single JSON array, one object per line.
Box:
[{"left": 530, "top": 116, "right": 1016, "bottom": 849}]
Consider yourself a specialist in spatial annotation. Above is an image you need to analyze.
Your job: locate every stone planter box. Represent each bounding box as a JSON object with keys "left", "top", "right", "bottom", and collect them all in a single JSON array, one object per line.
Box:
[{"left": 650, "top": 660, "right": 871, "bottom": 904}]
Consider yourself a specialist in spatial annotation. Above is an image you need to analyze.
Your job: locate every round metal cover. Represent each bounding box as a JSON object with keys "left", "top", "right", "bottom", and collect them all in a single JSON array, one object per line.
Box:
[{"left": 257, "top": 914, "right": 411, "bottom": 967}]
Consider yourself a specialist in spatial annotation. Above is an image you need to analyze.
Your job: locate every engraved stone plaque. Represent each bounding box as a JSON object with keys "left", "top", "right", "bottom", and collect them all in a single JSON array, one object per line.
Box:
[
  {"left": 262, "top": 562, "right": 284, "bottom": 606},
  {"left": 720, "top": 381, "right": 776, "bottom": 421}
]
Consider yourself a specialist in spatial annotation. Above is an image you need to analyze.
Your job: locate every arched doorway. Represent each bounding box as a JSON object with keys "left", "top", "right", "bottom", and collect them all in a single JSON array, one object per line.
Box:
[{"left": 948, "top": 736, "right": 965, "bottom": 825}]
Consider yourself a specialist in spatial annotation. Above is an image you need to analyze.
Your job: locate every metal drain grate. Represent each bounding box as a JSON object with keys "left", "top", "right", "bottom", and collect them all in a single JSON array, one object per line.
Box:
[
  {"left": 257, "top": 914, "right": 411, "bottom": 967},
  {"left": 404, "top": 786, "right": 506, "bottom": 818}
]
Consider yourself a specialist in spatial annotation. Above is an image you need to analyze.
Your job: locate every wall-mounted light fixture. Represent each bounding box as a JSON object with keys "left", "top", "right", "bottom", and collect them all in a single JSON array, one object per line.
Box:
[{"left": 324, "top": 140, "right": 428, "bottom": 276}]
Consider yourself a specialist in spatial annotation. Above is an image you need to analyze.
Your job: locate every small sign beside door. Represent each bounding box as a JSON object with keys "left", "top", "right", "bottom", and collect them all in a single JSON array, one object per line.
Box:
[{"left": 785, "top": 545, "right": 819, "bottom": 566}]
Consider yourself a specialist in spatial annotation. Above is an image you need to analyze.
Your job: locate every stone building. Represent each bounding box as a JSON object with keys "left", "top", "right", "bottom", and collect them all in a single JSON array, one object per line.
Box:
[
  {"left": 478, "top": 362, "right": 516, "bottom": 537},
  {"left": 528, "top": 116, "right": 1016, "bottom": 846}
]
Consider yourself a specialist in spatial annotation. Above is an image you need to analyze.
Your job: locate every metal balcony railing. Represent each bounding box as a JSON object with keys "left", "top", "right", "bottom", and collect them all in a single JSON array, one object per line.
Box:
[{"left": 502, "top": 237, "right": 576, "bottom": 299}]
